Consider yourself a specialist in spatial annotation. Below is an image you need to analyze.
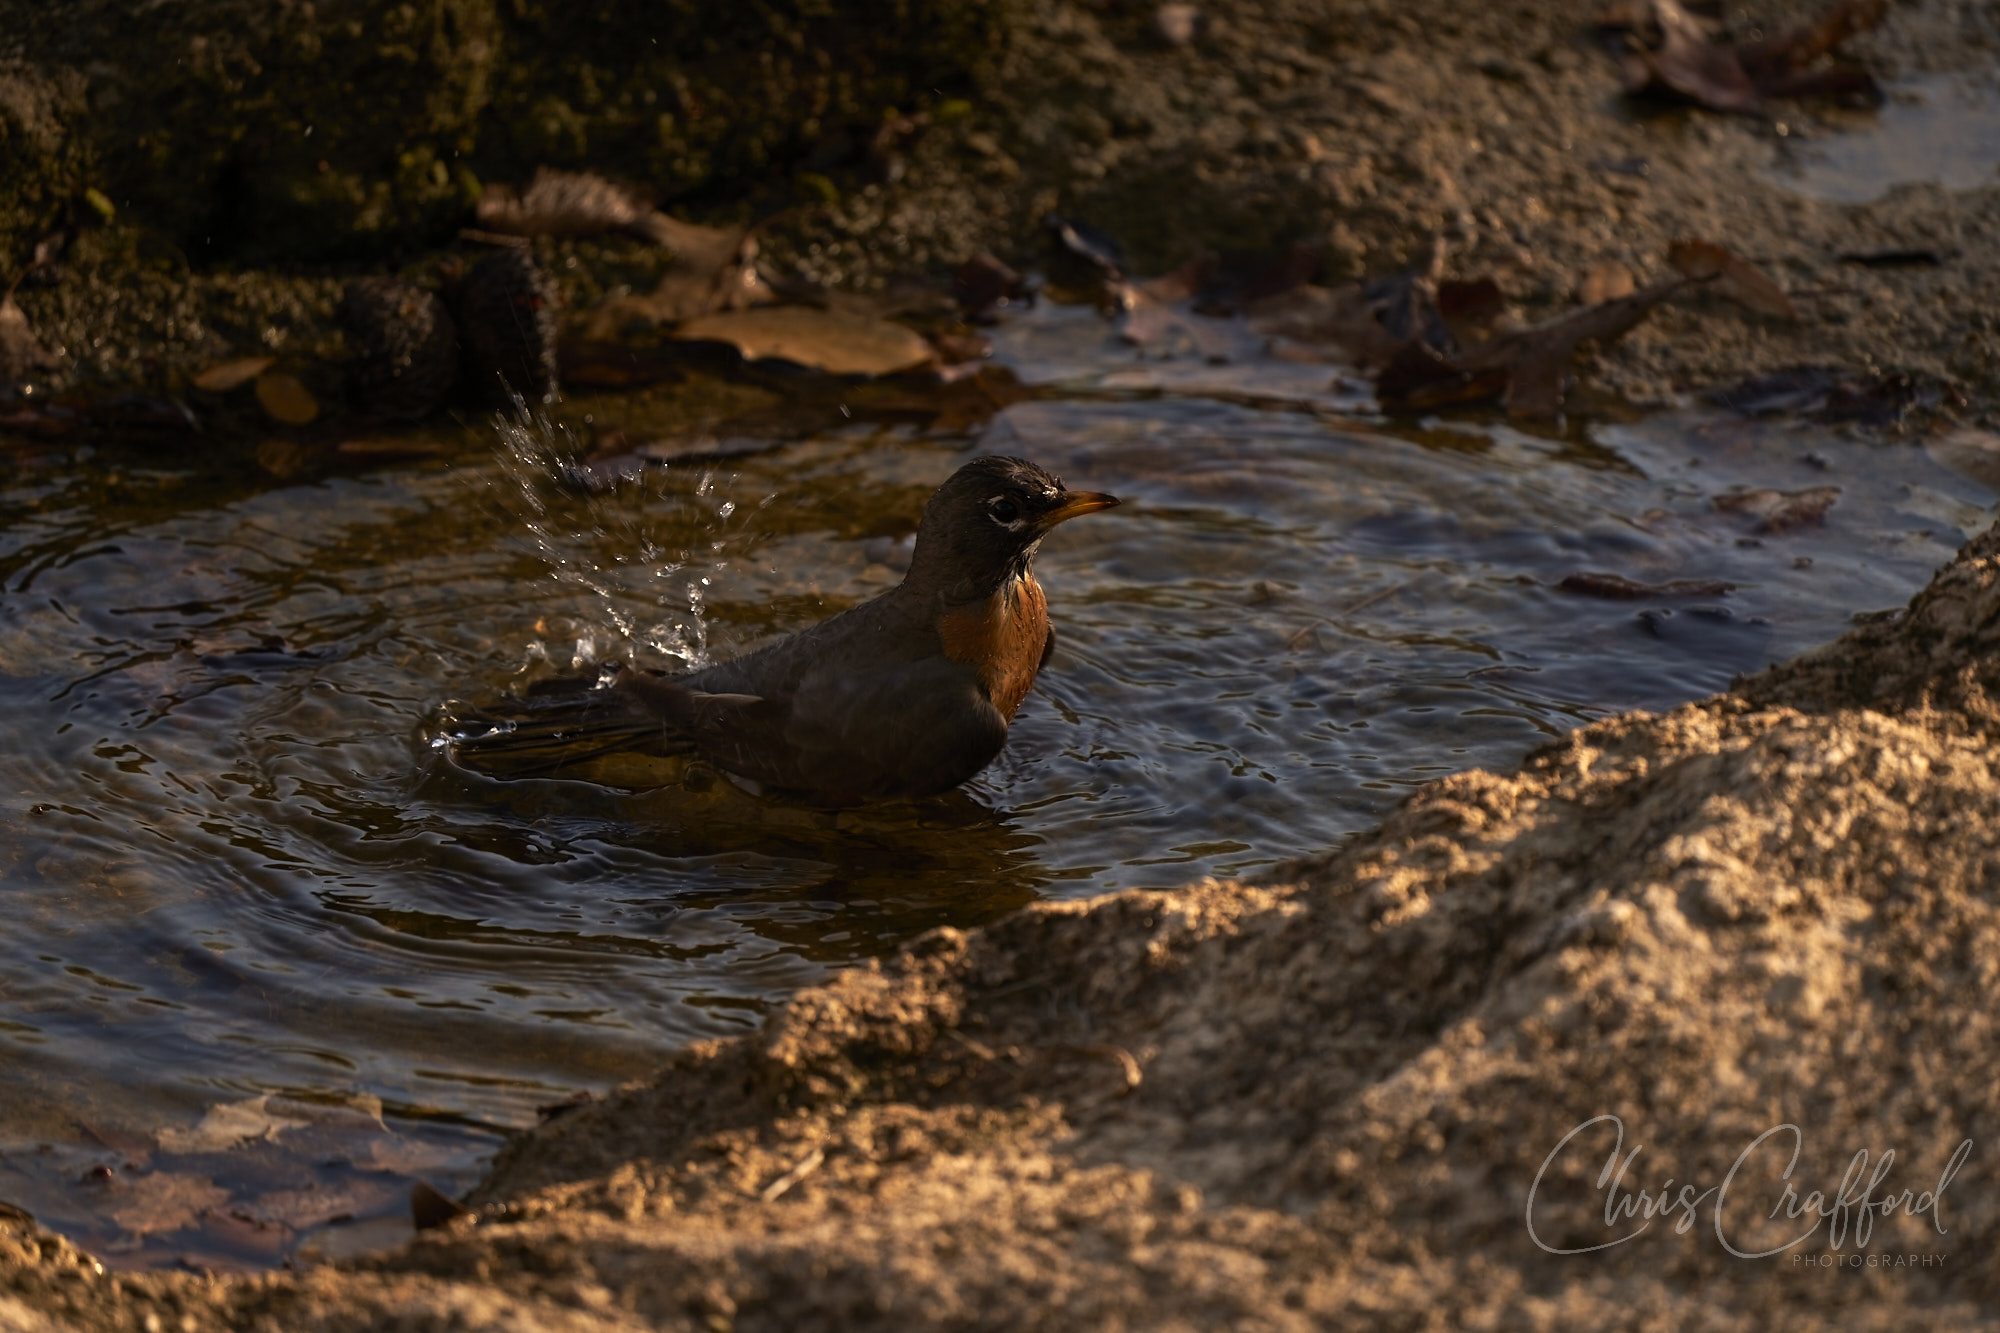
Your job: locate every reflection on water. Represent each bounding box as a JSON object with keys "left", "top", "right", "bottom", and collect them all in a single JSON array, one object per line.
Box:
[{"left": 0, "top": 304, "right": 1989, "bottom": 1266}]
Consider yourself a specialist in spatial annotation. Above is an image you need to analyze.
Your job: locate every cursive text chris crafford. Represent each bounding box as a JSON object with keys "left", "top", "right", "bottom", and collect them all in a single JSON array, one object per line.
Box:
[{"left": 1526, "top": 1115, "right": 1972, "bottom": 1258}]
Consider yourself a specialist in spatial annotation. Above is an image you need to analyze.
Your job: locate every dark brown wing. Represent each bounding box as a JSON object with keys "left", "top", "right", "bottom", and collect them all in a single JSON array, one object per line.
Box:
[
  {"left": 439, "top": 673, "right": 684, "bottom": 778},
  {"left": 780, "top": 655, "right": 1010, "bottom": 799},
  {"left": 611, "top": 670, "right": 797, "bottom": 786},
  {"left": 619, "top": 655, "right": 1008, "bottom": 800}
]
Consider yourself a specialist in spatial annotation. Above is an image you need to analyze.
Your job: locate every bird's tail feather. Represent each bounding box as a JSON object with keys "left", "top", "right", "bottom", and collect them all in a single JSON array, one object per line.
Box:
[{"left": 437, "top": 674, "right": 677, "bottom": 779}]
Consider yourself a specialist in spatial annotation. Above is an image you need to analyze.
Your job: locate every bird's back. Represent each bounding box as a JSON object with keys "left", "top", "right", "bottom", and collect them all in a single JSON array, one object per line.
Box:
[{"left": 618, "top": 582, "right": 1013, "bottom": 800}]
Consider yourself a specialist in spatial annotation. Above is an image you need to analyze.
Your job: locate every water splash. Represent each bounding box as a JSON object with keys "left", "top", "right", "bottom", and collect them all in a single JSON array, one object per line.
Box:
[{"left": 488, "top": 399, "right": 737, "bottom": 674}]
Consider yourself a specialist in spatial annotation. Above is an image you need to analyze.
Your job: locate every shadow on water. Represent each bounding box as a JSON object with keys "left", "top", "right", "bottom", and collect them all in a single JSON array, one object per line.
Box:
[{"left": 0, "top": 297, "right": 1992, "bottom": 1266}]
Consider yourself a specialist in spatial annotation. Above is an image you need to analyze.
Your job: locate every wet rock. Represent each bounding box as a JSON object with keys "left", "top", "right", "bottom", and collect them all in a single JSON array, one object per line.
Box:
[
  {"left": 0, "top": 294, "right": 55, "bottom": 390},
  {"left": 337, "top": 277, "right": 460, "bottom": 422},
  {"left": 1154, "top": 4, "right": 1203, "bottom": 47},
  {"left": 449, "top": 248, "right": 560, "bottom": 407}
]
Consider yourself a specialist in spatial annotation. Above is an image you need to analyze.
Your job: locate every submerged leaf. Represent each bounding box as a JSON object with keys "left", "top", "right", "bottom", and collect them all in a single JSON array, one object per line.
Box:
[
  {"left": 1709, "top": 365, "right": 1961, "bottom": 427},
  {"left": 1248, "top": 244, "right": 1455, "bottom": 368},
  {"left": 240, "top": 1176, "right": 404, "bottom": 1232},
  {"left": 105, "top": 1171, "right": 229, "bottom": 1237},
  {"left": 192, "top": 356, "right": 277, "bottom": 394},
  {"left": 157, "top": 1093, "right": 384, "bottom": 1156},
  {"left": 1381, "top": 280, "right": 1687, "bottom": 418},
  {"left": 1715, "top": 485, "right": 1841, "bottom": 532},
  {"left": 1118, "top": 267, "right": 1262, "bottom": 363},
  {"left": 158, "top": 1096, "right": 316, "bottom": 1154},
  {"left": 673, "top": 307, "right": 934, "bottom": 377},
  {"left": 1560, "top": 572, "right": 1736, "bottom": 598},
  {"left": 1246, "top": 284, "right": 1407, "bottom": 364},
  {"left": 254, "top": 370, "right": 320, "bottom": 426}
]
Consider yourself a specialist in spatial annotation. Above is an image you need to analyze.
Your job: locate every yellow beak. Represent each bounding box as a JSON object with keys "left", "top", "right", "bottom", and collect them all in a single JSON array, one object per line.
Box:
[{"left": 1036, "top": 491, "right": 1121, "bottom": 530}]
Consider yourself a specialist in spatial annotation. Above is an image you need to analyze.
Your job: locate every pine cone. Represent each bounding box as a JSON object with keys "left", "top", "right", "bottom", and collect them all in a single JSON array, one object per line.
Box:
[
  {"left": 338, "top": 278, "right": 459, "bottom": 422},
  {"left": 450, "top": 249, "right": 560, "bottom": 407}
]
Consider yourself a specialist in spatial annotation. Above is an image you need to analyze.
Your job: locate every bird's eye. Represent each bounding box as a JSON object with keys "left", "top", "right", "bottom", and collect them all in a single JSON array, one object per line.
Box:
[{"left": 989, "top": 497, "right": 1021, "bottom": 524}]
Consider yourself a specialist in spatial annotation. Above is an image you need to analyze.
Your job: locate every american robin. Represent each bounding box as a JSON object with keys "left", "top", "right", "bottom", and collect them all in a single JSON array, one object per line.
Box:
[{"left": 443, "top": 456, "right": 1120, "bottom": 800}]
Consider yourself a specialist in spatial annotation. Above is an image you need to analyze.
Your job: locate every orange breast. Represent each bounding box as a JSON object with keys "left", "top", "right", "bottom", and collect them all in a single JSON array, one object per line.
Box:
[{"left": 936, "top": 576, "right": 1050, "bottom": 721}]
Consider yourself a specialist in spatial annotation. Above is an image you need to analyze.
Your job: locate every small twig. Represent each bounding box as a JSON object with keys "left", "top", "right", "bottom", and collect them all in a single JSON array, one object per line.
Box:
[
  {"left": 1344, "top": 575, "right": 1419, "bottom": 616},
  {"left": 455, "top": 227, "right": 534, "bottom": 249},
  {"left": 1057, "top": 1042, "right": 1144, "bottom": 1094},
  {"left": 758, "top": 1144, "right": 826, "bottom": 1203}
]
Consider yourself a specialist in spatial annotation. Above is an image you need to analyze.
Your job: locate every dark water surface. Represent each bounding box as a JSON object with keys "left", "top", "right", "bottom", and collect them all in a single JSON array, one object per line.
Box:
[{"left": 0, "top": 304, "right": 1989, "bottom": 1265}]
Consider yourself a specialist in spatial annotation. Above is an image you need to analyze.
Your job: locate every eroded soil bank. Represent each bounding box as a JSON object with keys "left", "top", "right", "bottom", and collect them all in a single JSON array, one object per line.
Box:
[{"left": 2, "top": 0, "right": 1997, "bottom": 418}]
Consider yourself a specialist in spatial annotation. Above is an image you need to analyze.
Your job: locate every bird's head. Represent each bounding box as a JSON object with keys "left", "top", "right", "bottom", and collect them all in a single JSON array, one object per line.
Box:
[{"left": 905, "top": 456, "right": 1119, "bottom": 599}]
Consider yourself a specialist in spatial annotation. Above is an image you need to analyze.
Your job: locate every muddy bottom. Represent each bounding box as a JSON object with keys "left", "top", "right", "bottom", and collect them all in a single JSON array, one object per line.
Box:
[{"left": 0, "top": 303, "right": 1989, "bottom": 1268}]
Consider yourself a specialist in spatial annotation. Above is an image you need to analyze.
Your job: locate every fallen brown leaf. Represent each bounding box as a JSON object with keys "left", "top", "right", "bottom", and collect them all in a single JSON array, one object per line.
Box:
[
  {"left": 1381, "top": 280, "right": 1688, "bottom": 418},
  {"left": 673, "top": 306, "right": 934, "bottom": 377},
  {"left": 255, "top": 438, "right": 322, "bottom": 479},
  {"left": 1578, "top": 261, "right": 1637, "bottom": 305},
  {"left": 954, "top": 253, "right": 1030, "bottom": 321},
  {"left": 1246, "top": 284, "right": 1408, "bottom": 364},
  {"left": 0, "top": 405, "right": 77, "bottom": 439},
  {"left": 192, "top": 356, "right": 277, "bottom": 394},
  {"left": 1435, "top": 278, "right": 1510, "bottom": 344},
  {"left": 253, "top": 370, "right": 320, "bottom": 426},
  {"left": 1247, "top": 244, "right": 1455, "bottom": 368},
  {"left": 1118, "top": 265, "right": 1261, "bottom": 363},
  {"left": 1737, "top": 0, "right": 1891, "bottom": 95},
  {"left": 335, "top": 436, "right": 455, "bottom": 462},
  {"left": 575, "top": 233, "right": 769, "bottom": 342},
  {"left": 1601, "top": 0, "right": 1888, "bottom": 112},
  {"left": 1668, "top": 240, "right": 1798, "bottom": 320}
]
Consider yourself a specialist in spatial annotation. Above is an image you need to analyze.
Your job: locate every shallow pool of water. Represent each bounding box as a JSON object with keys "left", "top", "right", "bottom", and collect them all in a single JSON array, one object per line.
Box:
[
  {"left": 1769, "top": 74, "right": 2000, "bottom": 204},
  {"left": 0, "top": 303, "right": 1989, "bottom": 1266}
]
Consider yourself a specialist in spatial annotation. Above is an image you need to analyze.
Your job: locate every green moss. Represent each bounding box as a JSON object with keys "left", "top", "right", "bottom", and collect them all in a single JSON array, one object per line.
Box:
[
  {"left": 795, "top": 172, "right": 842, "bottom": 207},
  {"left": 2, "top": 0, "right": 1008, "bottom": 266}
]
